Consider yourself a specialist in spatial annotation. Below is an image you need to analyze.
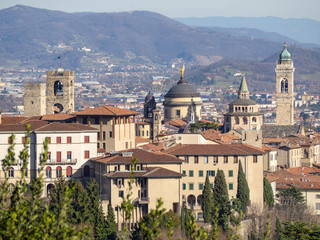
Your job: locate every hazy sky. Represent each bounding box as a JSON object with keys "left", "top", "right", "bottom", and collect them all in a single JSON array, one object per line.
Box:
[{"left": 1, "top": 0, "right": 320, "bottom": 21}]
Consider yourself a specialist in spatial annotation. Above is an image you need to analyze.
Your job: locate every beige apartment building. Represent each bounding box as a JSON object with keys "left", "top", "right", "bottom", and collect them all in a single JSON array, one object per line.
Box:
[
  {"left": 0, "top": 120, "right": 98, "bottom": 197},
  {"left": 166, "top": 143, "right": 265, "bottom": 219},
  {"left": 75, "top": 106, "right": 139, "bottom": 153},
  {"left": 91, "top": 149, "right": 184, "bottom": 228}
]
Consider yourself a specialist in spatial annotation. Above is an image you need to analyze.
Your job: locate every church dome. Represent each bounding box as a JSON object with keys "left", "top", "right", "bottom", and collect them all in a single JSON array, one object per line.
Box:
[
  {"left": 165, "top": 77, "right": 200, "bottom": 98},
  {"left": 279, "top": 42, "right": 291, "bottom": 62}
]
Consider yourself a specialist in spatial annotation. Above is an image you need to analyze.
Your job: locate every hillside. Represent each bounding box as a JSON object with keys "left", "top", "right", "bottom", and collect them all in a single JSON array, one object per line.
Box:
[{"left": 0, "top": 5, "right": 307, "bottom": 69}]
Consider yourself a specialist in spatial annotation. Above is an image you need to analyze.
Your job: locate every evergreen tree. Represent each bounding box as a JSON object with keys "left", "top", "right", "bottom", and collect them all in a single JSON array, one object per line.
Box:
[
  {"left": 202, "top": 173, "right": 214, "bottom": 223},
  {"left": 263, "top": 177, "right": 274, "bottom": 207},
  {"left": 106, "top": 204, "right": 118, "bottom": 240},
  {"left": 212, "top": 169, "right": 230, "bottom": 231},
  {"left": 277, "top": 185, "right": 304, "bottom": 206},
  {"left": 236, "top": 161, "right": 250, "bottom": 213}
]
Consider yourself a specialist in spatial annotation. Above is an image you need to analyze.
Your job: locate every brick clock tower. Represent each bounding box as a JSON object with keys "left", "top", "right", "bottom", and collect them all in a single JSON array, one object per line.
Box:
[{"left": 275, "top": 43, "right": 295, "bottom": 125}]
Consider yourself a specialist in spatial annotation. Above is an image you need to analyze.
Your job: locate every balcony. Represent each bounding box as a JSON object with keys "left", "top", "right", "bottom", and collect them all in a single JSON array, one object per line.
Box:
[
  {"left": 138, "top": 197, "right": 150, "bottom": 204},
  {"left": 44, "top": 158, "right": 77, "bottom": 165}
]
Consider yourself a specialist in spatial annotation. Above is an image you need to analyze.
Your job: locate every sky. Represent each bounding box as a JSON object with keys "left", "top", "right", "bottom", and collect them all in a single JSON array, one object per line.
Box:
[{"left": 0, "top": 0, "right": 320, "bottom": 21}]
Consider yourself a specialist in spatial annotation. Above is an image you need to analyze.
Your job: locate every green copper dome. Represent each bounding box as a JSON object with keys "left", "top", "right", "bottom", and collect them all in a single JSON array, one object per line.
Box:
[{"left": 279, "top": 42, "right": 291, "bottom": 62}]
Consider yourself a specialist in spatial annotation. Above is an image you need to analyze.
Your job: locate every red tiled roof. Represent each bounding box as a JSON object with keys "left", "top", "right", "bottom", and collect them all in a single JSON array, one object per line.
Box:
[
  {"left": 75, "top": 105, "right": 139, "bottom": 116},
  {"left": 104, "top": 167, "right": 184, "bottom": 178},
  {"left": 136, "top": 137, "right": 151, "bottom": 143},
  {"left": 140, "top": 142, "right": 165, "bottom": 152},
  {"left": 35, "top": 122, "right": 98, "bottom": 132},
  {"left": 0, "top": 120, "right": 49, "bottom": 132},
  {"left": 41, "top": 113, "right": 75, "bottom": 121},
  {"left": 201, "top": 129, "right": 222, "bottom": 142},
  {"left": 91, "top": 148, "right": 183, "bottom": 164},
  {"left": 165, "top": 143, "right": 265, "bottom": 156},
  {"left": 165, "top": 119, "right": 186, "bottom": 128}
]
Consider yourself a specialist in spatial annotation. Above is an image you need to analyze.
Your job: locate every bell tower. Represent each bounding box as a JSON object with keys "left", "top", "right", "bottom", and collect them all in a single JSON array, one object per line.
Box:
[
  {"left": 275, "top": 43, "right": 295, "bottom": 125},
  {"left": 46, "top": 66, "right": 74, "bottom": 114}
]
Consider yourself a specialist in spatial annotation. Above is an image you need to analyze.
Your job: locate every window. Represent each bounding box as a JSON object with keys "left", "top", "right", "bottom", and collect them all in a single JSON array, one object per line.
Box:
[
  {"left": 97, "top": 132, "right": 100, "bottom": 140},
  {"left": 94, "top": 117, "right": 99, "bottom": 124},
  {"left": 67, "top": 151, "right": 72, "bottom": 161},
  {"left": 119, "top": 190, "right": 124, "bottom": 198},
  {"left": 67, "top": 137, "right": 72, "bottom": 144},
  {"left": 47, "top": 152, "right": 51, "bottom": 161},
  {"left": 85, "top": 151, "right": 90, "bottom": 159},
  {"left": 199, "top": 183, "right": 204, "bottom": 190},
  {"left": 194, "top": 156, "right": 199, "bottom": 164},
  {"left": 97, "top": 143, "right": 100, "bottom": 148},
  {"left": 203, "top": 156, "right": 208, "bottom": 164},
  {"left": 46, "top": 137, "right": 51, "bottom": 144},
  {"left": 229, "top": 183, "right": 233, "bottom": 190},
  {"left": 182, "top": 170, "right": 186, "bottom": 175},
  {"left": 66, "top": 166, "right": 72, "bottom": 178},
  {"left": 214, "top": 156, "right": 218, "bottom": 165},
  {"left": 189, "top": 183, "right": 194, "bottom": 190},
  {"left": 316, "top": 195, "right": 320, "bottom": 199},
  {"left": 125, "top": 142, "right": 129, "bottom": 149},
  {"left": 234, "top": 156, "right": 238, "bottom": 163},
  {"left": 189, "top": 170, "right": 194, "bottom": 177},
  {"left": 199, "top": 170, "right": 203, "bottom": 177},
  {"left": 235, "top": 117, "right": 239, "bottom": 124},
  {"left": 243, "top": 117, "right": 248, "bottom": 125},
  {"left": 253, "top": 155, "right": 258, "bottom": 163},
  {"left": 103, "top": 131, "right": 106, "bottom": 140},
  {"left": 103, "top": 143, "right": 106, "bottom": 150},
  {"left": 210, "top": 184, "right": 213, "bottom": 189},
  {"left": 224, "top": 156, "right": 228, "bottom": 164},
  {"left": 109, "top": 131, "right": 112, "bottom": 138},
  {"left": 22, "top": 137, "right": 26, "bottom": 144},
  {"left": 146, "top": 131, "right": 149, "bottom": 137},
  {"left": 57, "top": 152, "right": 61, "bottom": 162},
  {"left": 125, "top": 165, "right": 130, "bottom": 171},
  {"left": 46, "top": 167, "right": 51, "bottom": 178},
  {"left": 8, "top": 167, "right": 14, "bottom": 178},
  {"left": 83, "top": 117, "right": 88, "bottom": 124},
  {"left": 84, "top": 136, "right": 90, "bottom": 143},
  {"left": 56, "top": 137, "right": 61, "bottom": 144},
  {"left": 183, "top": 183, "right": 186, "bottom": 190},
  {"left": 229, "top": 170, "right": 233, "bottom": 177},
  {"left": 185, "top": 156, "right": 189, "bottom": 163},
  {"left": 176, "top": 110, "right": 181, "bottom": 117},
  {"left": 207, "top": 170, "right": 215, "bottom": 177},
  {"left": 56, "top": 167, "right": 62, "bottom": 178},
  {"left": 252, "top": 117, "right": 257, "bottom": 123},
  {"left": 142, "top": 131, "right": 144, "bottom": 137},
  {"left": 316, "top": 203, "right": 320, "bottom": 210},
  {"left": 84, "top": 165, "right": 90, "bottom": 177}
]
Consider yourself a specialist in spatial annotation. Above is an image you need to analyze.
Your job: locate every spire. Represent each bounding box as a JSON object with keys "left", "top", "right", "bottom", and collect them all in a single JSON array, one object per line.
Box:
[
  {"left": 279, "top": 42, "right": 291, "bottom": 62},
  {"left": 238, "top": 75, "right": 249, "bottom": 99}
]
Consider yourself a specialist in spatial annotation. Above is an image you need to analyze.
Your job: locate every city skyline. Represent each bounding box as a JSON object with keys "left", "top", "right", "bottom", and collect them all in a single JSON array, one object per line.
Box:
[{"left": 0, "top": 0, "right": 320, "bottom": 21}]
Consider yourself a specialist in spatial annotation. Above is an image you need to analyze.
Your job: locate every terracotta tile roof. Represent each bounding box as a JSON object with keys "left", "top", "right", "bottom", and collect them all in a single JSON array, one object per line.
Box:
[
  {"left": 221, "top": 133, "right": 241, "bottom": 143},
  {"left": 41, "top": 113, "right": 76, "bottom": 121},
  {"left": 0, "top": 120, "right": 49, "bottom": 132},
  {"left": 1, "top": 116, "right": 28, "bottom": 124},
  {"left": 91, "top": 148, "right": 183, "bottom": 164},
  {"left": 165, "top": 119, "right": 187, "bottom": 128},
  {"left": 75, "top": 105, "right": 139, "bottom": 116},
  {"left": 262, "top": 145, "right": 278, "bottom": 151},
  {"left": 165, "top": 143, "right": 265, "bottom": 156},
  {"left": 35, "top": 122, "right": 98, "bottom": 132},
  {"left": 201, "top": 129, "right": 222, "bottom": 142},
  {"left": 139, "top": 142, "right": 165, "bottom": 152},
  {"left": 136, "top": 137, "right": 151, "bottom": 143},
  {"left": 104, "top": 167, "right": 184, "bottom": 179}
]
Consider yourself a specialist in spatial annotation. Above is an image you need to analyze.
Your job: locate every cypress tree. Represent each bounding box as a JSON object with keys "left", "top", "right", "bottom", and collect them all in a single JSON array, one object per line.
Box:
[
  {"left": 106, "top": 204, "right": 118, "bottom": 240},
  {"left": 212, "top": 169, "right": 230, "bottom": 231},
  {"left": 263, "top": 177, "right": 274, "bottom": 207},
  {"left": 202, "top": 173, "right": 214, "bottom": 223},
  {"left": 236, "top": 161, "right": 250, "bottom": 213}
]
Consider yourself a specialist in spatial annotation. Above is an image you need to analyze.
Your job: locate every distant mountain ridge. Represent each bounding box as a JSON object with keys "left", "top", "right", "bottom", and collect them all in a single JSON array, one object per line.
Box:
[
  {"left": 175, "top": 16, "right": 320, "bottom": 45},
  {"left": 0, "top": 5, "right": 313, "bottom": 70}
]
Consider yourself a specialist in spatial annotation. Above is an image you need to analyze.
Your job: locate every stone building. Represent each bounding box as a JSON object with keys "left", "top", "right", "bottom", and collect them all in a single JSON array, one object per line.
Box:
[
  {"left": 163, "top": 66, "right": 202, "bottom": 122},
  {"left": 276, "top": 43, "right": 295, "bottom": 125},
  {"left": 24, "top": 66, "right": 74, "bottom": 117}
]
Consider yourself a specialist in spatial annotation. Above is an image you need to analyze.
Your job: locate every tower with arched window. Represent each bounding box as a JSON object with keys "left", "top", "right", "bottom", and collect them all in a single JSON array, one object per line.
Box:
[
  {"left": 275, "top": 43, "right": 295, "bottom": 125},
  {"left": 46, "top": 66, "right": 74, "bottom": 114}
]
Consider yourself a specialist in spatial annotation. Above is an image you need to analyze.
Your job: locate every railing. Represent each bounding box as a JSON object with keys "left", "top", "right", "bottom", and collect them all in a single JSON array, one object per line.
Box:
[
  {"left": 138, "top": 197, "right": 150, "bottom": 204},
  {"left": 44, "top": 158, "right": 77, "bottom": 165}
]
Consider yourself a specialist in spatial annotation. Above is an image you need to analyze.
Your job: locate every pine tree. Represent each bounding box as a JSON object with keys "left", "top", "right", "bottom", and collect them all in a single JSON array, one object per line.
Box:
[
  {"left": 212, "top": 169, "right": 230, "bottom": 231},
  {"left": 277, "top": 185, "right": 304, "bottom": 206},
  {"left": 236, "top": 161, "right": 250, "bottom": 213},
  {"left": 202, "top": 173, "right": 214, "bottom": 223},
  {"left": 263, "top": 177, "right": 274, "bottom": 207},
  {"left": 106, "top": 204, "right": 118, "bottom": 240}
]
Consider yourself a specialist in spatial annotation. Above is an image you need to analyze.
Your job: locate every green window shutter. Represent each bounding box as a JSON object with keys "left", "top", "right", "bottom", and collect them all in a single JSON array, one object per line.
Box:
[
  {"left": 199, "top": 183, "right": 204, "bottom": 190},
  {"left": 189, "top": 183, "right": 194, "bottom": 190},
  {"left": 189, "top": 170, "right": 194, "bottom": 177},
  {"left": 183, "top": 183, "right": 186, "bottom": 190},
  {"left": 229, "top": 170, "right": 233, "bottom": 177},
  {"left": 183, "top": 170, "right": 186, "bottom": 175},
  {"left": 229, "top": 183, "right": 233, "bottom": 190},
  {"left": 199, "top": 170, "right": 203, "bottom": 177}
]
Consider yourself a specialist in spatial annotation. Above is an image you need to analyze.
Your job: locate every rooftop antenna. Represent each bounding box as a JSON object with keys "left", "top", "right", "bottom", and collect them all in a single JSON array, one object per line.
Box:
[{"left": 57, "top": 56, "right": 62, "bottom": 67}]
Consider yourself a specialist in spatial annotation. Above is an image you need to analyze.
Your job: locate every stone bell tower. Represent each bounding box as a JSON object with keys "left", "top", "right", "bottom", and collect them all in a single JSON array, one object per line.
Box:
[
  {"left": 275, "top": 43, "right": 295, "bottom": 125},
  {"left": 46, "top": 67, "right": 74, "bottom": 114}
]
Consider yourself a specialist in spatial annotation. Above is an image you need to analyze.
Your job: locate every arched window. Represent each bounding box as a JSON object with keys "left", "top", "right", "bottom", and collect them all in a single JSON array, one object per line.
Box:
[
  {"left": 242, "top": 107, "right": 245, "bottom": 112},
  {"left": 235, "top": 117, "right": 239, "bottom": 125},
  {"left": 66, "top": 166, "right": 72, "bottom": 178},
  {"left": 56, "top": 166, "right": 62, "bottom": 178},
  {"left": 252, "top": 117, "right": 257, "bottom": 123},
  {"left": 8, "top": 167, "right": 14, "bottom": 178},
  {"left": 245, "top": 107, "right": 248, "bottom": 112},
  {"left": 243, "top": 117, "right": 248, "bottom": 125},
  {"left": 155, "top": 114, "right": 158, "bottom": 120},
  {"left": 187, "top": 195, "right": 196, "bottom": 207},
  {"left": 54, "top": 81, "right": 63, "bottom": 96},
  {"left": 84, "top": 165, "right": 90, "bottom": 177},
  {"left": 46, "top": 167, "right": 52, "bottom": 178},
  {"left": 281, "top": 79, "right": 288, "bottom": 93}
]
